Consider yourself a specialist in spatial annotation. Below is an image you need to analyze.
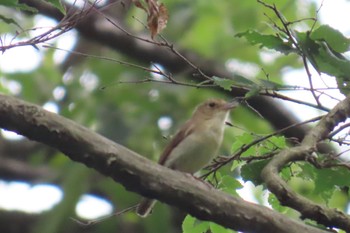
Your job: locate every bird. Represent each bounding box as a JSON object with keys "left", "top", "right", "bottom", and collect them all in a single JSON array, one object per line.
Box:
[{"left": 136, "top": 98, "right": 239, "bottom": 217}]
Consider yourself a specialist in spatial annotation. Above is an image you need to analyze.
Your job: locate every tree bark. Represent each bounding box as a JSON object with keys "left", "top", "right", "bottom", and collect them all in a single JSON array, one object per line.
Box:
[
  {"left": 0, "top": 94, "right": 330, "bottom": 233},
  {"left": 262, "top": 94, "right": 350, "bottom": 231}
]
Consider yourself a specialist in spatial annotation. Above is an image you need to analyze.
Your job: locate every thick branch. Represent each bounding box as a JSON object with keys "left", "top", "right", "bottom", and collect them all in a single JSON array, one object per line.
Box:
[
  {"left": 262, "top": 95, "right": 350, "bottom": 231},
  {"left": 0, "top": 94, "right": 328, "bottom": 233},
  {"left": 0, "top": 156, "right": 55, "bottom": 182},
  {"left": 0, "top": 210, "right": 38, "bottom": 233},
  {"left": 0, "top": 137, "right": 57, "bottom": 181}
]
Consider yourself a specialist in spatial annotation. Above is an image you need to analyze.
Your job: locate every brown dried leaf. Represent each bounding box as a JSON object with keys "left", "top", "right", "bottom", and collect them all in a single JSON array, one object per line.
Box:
[
  {"left": 147, "top": 2, "right": 168, "bottom": 39},
  {"left": 132, "top": 0, "right": 168, "bottom": 39},
  {"left": 157, "top": 4, "right": 168, "bottom": 34}
]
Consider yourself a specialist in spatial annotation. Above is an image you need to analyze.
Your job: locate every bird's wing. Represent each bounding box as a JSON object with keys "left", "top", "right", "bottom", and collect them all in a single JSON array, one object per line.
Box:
[{"left": 158, "top": 121, "right": 195, "bottom": 165}]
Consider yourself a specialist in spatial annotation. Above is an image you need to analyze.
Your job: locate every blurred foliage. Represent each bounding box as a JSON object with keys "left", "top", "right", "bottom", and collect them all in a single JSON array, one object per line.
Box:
[
  {"left": 1, "top": 0, "right": 350, "bottom": 233},
  {"left": 182, "top": 215, "right": 237, "bottom": 233}
]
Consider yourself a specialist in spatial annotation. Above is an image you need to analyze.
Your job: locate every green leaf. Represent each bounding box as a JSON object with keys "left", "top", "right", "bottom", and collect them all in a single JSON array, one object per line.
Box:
[
  {"left": 317, "top": 42, "right": 350, "bottom": 76},
  {"left": 314, "top": 42, "right": 350, "bottom": 95},
  {"left": 298, "top": 163, "right": 316, "bottom": 181},
  {"left": 182, "top": 216, "right": 235, "bottom": 233},
  {"left": 244, "top": 85, "right": 260, "bottom": 98},
  {"left": 0, "top": 0, "right": 18, "bottom": 6},
  {"left": 45, "top": 0, "right": 66, "bottom": 14},
  {"left": 257, "top": 79, "right": 297, "bottom": 91},
  {"left": 0, "top": 0, "right": 37, "bottom": 12},
  {"left": 311, "top": 25, "right": 350, "bottom": 53},
  {"left": 212, "top": 76, "right": 257, "bottom": 92},
  {"left": 182, "top": 215, "right": 210, "bottom": 233},
  {"left": 218, "top": 175, "right": 243, "bottom": 196},
  {"left": 240, "top": 160, "right": 270, "bottom": 186},
  {"left": 236, "top": 30, "right": 295, "bottom": 55},
  {"left": 267, "top": 136, "right": 287, "bottom": 149},
  {"left": 212, "top": 76, "right": 236, "bottom": 91},
  {"left": 298, "top": 163, "right": 350, "bottom": 203},
  {"left": 296, "top": 31, "right": 350, "bottom": 95},
  {"left": 231, "top": 133, "right": 255, "bottom": 157},
  {"left": 254, "top": 136, "right": 286, "bottom": 156},
  {"left": 210, "top": 222, "right": 235, "bottom": 233},
  {"left": 182, "top": 215, "right": 195, "bottom": 233},
  {"left": 230, "top": 75, "right": 257, "bottom": 86},
  {"left": 230, "top": 160, "right": 241, "bottom": 172},
  {"left": 268, "top": 193, "right": 288, "bottom": 213},
  {"left": 0, "top": 14, "right": 22, "bottom": 29},
  {"left": 258, "top": 79, "right": 283, "bottom": 90},
  {"left": 280, "top": 165, "right": 293, "bottom": 182},
  {"left": 313, "top": 166, "right": 350, "bottom": 203},
  {"left": 295, "top": 31, "right": 320, "bottom": 70},
  {"left": 316, "top": 42, "right": 350, "bottom": 95}
]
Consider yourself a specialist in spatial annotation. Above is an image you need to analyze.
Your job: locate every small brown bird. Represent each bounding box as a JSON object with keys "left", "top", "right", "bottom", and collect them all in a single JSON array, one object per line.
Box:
[{"left": 136, "top": 98, "right": 238, "bottom": 217}]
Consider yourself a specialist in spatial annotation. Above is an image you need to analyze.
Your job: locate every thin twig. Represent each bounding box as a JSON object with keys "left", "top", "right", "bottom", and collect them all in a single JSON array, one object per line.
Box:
[
  {"left": 257, "top": 0, "right": 325, "bottom": 108},
  {"left": 71, "top": 204, "right": 138, "bottom": 226},
  {"left": 302, "top": 55, "right": 322, "bottom": 107},
  {"left": 1, "top": 0, "right": 93, "bottom": 52},
  {"left": 328, "top": 122, "right": 350, "bottom": 139},
  {"left": 158, "top": 35, "right": 213, "bottom": 81},
  {"left": 262, "top": 90, "right": 330, "bottom": 112},
  {"left": 201, "top": 115, "right": 324, "bottom": 178}
]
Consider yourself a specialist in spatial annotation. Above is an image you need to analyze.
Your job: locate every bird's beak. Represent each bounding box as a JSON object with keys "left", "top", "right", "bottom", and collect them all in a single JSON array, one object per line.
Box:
[{"left": 223, "top": 100, "right": 240, "bottom": 110}]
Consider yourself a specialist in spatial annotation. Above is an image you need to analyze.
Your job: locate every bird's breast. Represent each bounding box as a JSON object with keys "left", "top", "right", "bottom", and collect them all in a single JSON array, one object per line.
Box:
[{"left": 163, "top": 125, "right": 224, "bottom": 173}]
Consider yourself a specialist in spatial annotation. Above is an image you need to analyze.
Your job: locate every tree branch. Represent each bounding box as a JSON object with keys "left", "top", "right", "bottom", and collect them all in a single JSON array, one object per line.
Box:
[
  {"left": 0, "top": 156, "right": 55, "bottom": 182},
  {"left": 18, "top": 0, "right": 325, "bottom": 147},
  {"left": 262, "top": 94, "right": 350, "bottom": 231},
  {"left": 0, "top": 94, "right": 328, "bottom": 233}
]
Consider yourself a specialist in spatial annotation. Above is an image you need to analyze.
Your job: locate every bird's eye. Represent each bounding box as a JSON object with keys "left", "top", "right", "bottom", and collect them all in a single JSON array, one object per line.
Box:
[{"left": 208, "top": 102, "right": 216, "bottom": 108}]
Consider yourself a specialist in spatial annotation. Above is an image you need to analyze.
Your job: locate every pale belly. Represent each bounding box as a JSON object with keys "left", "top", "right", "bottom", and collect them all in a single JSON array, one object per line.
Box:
[{"left": 163, "top": 131, "right": 222, "bottom": 173}]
